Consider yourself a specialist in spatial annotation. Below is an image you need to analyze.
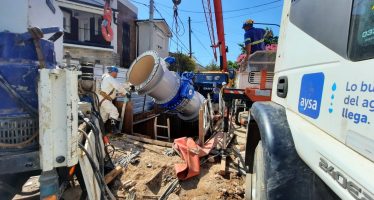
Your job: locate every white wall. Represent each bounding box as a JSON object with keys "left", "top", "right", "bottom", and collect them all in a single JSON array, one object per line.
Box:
[
  {"left": 138, "top": 21, "right": 170, "bottom": 58},
  {"left": 137, "top": 23, "right": 151, "bottom": 56},
  {"left": 0, "top": 0, "right": 64, "bottom": 63}
]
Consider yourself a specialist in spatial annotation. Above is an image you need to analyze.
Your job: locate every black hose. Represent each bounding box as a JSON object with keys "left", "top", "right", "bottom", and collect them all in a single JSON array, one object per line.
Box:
[
  {"left": 78, "top": 111, "right": 105, "bottom": 176},
  {"left": 85, "top": 120, "right": 105, "bottom": 175},
  {"left": 86, "top": 91, "right": 106, "bottom": 135},
  {"left": 78, "top": 143, "right": 107, "bottom": 200}
]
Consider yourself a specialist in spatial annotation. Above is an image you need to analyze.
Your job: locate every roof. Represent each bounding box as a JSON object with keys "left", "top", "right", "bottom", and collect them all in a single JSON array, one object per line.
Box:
[
  {"left": 136, "top": 19, "right": 172, "bottom": 36},
  {"left": 67, "top": 0, "right": 103, "bottom": 8}
]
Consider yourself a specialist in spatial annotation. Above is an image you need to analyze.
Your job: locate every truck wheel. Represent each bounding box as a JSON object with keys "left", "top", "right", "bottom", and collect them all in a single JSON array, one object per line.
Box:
[{"left": 246, "top": 141, "right": 266, "bottom": 200}]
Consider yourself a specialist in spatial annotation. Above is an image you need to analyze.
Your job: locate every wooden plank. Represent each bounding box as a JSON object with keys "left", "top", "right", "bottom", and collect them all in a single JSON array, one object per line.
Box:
[
  {"left": 198, "top": 106, "right": 204, "bottom": 146},
  {"left": 218, "top": 155, "right": 227, "bottom": 176},
  {"left": 125, "top": 138, "right": 165, "bottom": 154},
  {"left": 118, "top": 102, "right": 127, "bottom": 132},
  {"left": 123, "top": 133, "right": 173, "bottom": 148},
  {"left": 133, "top": 132, "right": 151, "bottom": 139},
  {"left": 124, "top": 102, "right": 133, "bottom": 134},
  {"left": 104, "top": 165, "right": 123, "bottom": 184}
]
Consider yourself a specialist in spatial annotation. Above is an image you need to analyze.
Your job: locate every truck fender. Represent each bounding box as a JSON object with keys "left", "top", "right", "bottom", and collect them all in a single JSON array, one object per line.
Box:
[{"left": 246, "top": 102, "right": 338, "bottom": 200}]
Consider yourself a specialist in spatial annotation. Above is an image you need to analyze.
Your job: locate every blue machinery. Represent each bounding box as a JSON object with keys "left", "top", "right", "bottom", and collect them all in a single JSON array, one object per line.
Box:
[
  {"left": 0, "top": 28, "right": 60, "bottom": 199},
  {"left": 128, "top": 51, "right": 205, "bottom": 121}
]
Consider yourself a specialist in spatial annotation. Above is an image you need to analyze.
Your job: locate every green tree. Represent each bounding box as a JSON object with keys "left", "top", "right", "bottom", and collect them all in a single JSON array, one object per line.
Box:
[
  {"left": 238, "top": 43, "right": 246, "bottom": 54},
  {"left": 227, "top": 60, "right": 239, "bottom": 70},
  {"left": 168, "top": 52, "right": 196, "bottom": 72},
  {"left": 205, "top": 60, "right": 220, "bottom": 71}
]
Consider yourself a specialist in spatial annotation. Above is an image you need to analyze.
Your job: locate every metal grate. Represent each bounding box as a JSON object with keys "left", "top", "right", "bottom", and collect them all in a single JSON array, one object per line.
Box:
[
  {"left": 249, "top": 72, "right": 274, "bottom": 84},
  {"left": 0, "top": 117, "right": 38, "bottom": 147},
  {"left": 248, "top": 72, "right": 275, "bottom": 90}
]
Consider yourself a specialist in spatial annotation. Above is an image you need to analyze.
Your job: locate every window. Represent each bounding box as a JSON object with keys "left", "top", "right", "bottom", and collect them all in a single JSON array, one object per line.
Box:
[
  {"left": 195, "top": 74, "right": 227, "bottom": 83},
  {"left": 348, "top": 0, "right": 374, "bottom": 61},
  {"left": 84, "top": 23, "right": 90, "bottom": 41},
  {"left": 63, "top": 11, "right": 71, "bottom": 33},
  {"left": 290, "top": 0, "right": 353, "bottom": 58}
]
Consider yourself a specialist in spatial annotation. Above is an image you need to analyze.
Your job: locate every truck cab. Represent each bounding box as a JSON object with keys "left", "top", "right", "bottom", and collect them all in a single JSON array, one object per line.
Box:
[
  {"left": 245, "top": 0, "right": 374, "bottom": 199},
  {"left": 194, "top": 71, "right": 228, "bottom": 102}
]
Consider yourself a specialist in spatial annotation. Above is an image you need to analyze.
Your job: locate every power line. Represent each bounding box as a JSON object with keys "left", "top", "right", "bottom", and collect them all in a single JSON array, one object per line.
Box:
[
  {"left": 128, "top": 0, "right": 149, "bottom": 7},
  {"left": 153, "top": 6, "right": 190, "bottom": 52},
  {"left": 192, "top": 30, "right": 214, "bottom": 59},
  {"left": 128, "top": 0, "right": 189, "bottom": 54},
  {"left": 156, "top": 0, "right": 281, "bottom": 14},
  {"left": 170, "top": 37, "right": 189, "bottom": 53},
  {"left": 192, "top": 28, "right": 210, "bottom": 38},
  {"left": 192, "top": 5, "right": 282, "bottom": 23}
]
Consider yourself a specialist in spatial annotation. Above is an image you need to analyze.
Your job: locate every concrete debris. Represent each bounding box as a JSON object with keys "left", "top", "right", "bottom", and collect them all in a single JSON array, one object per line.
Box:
[
  {"left": 235, "top": 186, "right": 245, "bottom": 195},
  {"left": 219, "top": 188, "right": 227, "bottom": 194},
  {"left": 107, "top": 125, "right": 247, "bottom": 200},
  {"left": 164, "top": 148, "right": 177, "bottom": 156},
  {"left": 145, "top": 168, "right": 164, "bottom": 194},
  {"left": 159, "top": 179, "right": 180, "bottom": 200},
  {"left": 128, "top": 186, "right": 136, "bottom": 192},
  {"left": 214, "top": 174, "right": 222, "bottom": 180},
  {"left": 123, "top": 180, "right": 136, "bottom": 189},
  {"left": 116, "top": 150, "right": 140, "bottom": 168},
  {"left": 126, "top": 191, "right": 136, "bottom": 200},
  {"left": 167, "top": 193, "right": 180, "bottom": 200}
]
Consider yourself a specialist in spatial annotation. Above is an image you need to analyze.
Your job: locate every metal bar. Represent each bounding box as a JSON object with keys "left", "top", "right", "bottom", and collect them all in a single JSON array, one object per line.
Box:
[{"left": 133, "top": 114, "right": 160, "bottom": 125}]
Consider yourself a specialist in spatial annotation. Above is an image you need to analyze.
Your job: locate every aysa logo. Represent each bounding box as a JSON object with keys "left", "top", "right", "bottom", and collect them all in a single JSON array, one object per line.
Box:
[
  {"left": 298, "top": 73, "right": 325, "bottom": 119},
  {"left": 299, "top": 98, "right": 318, "bottom": 111}
]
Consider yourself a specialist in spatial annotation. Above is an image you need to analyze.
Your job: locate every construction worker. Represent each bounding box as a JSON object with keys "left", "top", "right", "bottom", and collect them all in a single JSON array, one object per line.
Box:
[
  {"left": 242, "top": 19, "right": 268, "bottom": 62},
  {"left": 99, "top": 66, "right": 128, "bottom": 134}
]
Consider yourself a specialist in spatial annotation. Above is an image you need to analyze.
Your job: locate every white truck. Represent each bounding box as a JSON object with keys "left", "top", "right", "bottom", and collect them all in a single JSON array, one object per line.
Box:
[{"left": 245, "top": 0, "right": 374, "bottom": 199}]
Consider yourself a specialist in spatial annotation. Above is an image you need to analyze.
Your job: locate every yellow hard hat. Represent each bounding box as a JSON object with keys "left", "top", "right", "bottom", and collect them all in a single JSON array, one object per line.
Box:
[{"left": 242, "top": 19, "right": 254, "bottom": 28}]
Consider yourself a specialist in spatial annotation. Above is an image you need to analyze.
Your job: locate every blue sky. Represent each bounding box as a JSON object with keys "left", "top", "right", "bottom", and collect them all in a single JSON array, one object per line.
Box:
[{"left": 130, "top": 0, "right": 284, "bottom": 66}]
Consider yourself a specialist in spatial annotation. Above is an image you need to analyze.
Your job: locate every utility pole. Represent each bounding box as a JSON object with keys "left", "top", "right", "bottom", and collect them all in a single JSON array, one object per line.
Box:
[
  {"left": 188, "top": 17, "right": 192, "bottom": 58},
  {"left": 149, "top": 0, "right": 154, "bottom": 50},
  {"left": 149, "top": 0, "right": 154, "bottom": 20}
]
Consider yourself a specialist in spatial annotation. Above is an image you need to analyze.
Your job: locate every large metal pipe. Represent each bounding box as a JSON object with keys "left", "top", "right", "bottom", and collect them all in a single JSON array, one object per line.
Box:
[{"left": 128, "top": 51, "right": 205, "bottom": 121}]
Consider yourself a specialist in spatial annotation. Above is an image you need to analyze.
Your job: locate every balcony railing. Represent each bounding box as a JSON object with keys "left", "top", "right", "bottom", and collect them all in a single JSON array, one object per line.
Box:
[{"left": 63, "top": 26, "right": 113, "bottom": 49}]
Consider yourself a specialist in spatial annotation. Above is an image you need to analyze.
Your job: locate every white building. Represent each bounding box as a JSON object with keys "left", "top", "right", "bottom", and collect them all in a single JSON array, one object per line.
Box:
[
  {"left": 0, "top": 0, "right": 64, "bottom": 63},
  {"left": 136, "top": 19, "right": 172, "bottom": 58}
]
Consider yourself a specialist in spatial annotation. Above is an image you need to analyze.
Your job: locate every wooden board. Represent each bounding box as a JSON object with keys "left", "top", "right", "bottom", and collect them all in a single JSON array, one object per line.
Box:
[
  {"left": 104, "top": 166, "right": 123, "bottom": 184},
  {"left": 123, "top": 134, "right": 173, "bottom": 148}
]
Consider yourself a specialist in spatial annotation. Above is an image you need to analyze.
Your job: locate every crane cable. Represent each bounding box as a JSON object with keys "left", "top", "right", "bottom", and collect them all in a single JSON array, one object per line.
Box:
[{"left": 202, "top": 0, "right": 217, "bottom": 61}]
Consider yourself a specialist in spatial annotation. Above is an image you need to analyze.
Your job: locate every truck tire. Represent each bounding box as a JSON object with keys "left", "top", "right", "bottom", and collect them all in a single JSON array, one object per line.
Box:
[
  {"left": 247, "top": 102, "right": 340, "bottom": 200},
  {"left": 246, "top": 141, "right": 266, "bottom": 200}
]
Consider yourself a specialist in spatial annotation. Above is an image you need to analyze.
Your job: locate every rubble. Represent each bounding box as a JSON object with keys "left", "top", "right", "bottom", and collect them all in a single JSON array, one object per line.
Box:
[{"left": 109, "top": 129, "right": 246, "bottom": 200}]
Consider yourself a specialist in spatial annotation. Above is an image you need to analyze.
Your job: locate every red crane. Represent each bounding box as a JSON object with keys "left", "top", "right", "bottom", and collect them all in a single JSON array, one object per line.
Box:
[
  {"left": 212, "top": 0, "right": 227, "bottom": 72},
  {"left": 202, "top": 0, "right": 227, "bottom": 72}
]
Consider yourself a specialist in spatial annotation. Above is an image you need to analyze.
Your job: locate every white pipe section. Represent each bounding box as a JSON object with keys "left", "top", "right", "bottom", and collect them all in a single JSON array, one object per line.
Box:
[{"left": 128, "top": 51, "right": 205, "bottom": 121}]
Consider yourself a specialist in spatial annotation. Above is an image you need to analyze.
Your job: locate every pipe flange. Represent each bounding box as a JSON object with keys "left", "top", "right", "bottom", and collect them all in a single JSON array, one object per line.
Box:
[
  {"left": 175, "top": 98, "right": 191, "bottom": 112},
  {"left": 130, "top": 51, "right": 161, "bottom": 93},
  {"left": 177, "top": 111, "right": 199, "bottom": 122}
]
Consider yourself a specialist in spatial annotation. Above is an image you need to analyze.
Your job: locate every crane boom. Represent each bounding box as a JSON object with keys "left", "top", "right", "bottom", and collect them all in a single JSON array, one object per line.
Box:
[{"left": 213, "top": 0, "right": 227, "bottom": 72}]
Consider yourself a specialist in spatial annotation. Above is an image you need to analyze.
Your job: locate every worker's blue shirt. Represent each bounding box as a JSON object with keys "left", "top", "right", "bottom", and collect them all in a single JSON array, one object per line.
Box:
[{"left": 244, "top": 27, "right": 266, "bottom": 53}]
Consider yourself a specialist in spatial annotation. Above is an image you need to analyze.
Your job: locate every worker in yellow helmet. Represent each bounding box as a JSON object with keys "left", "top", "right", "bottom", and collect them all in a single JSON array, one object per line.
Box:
[{"left": 242, "top": 19, "right": 268, "bottom": 61}]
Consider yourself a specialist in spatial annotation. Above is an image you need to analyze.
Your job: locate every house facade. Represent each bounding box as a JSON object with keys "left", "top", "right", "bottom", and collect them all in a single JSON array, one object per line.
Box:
[
  {"left": 136, "top": 19, "right": 172, "bottom": 58},
  {"left": 117, "top": 0, "right": 138, "bottom": 68},
  {"left": 56, "top": 0, "right": 137, "bottom": 67}
]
